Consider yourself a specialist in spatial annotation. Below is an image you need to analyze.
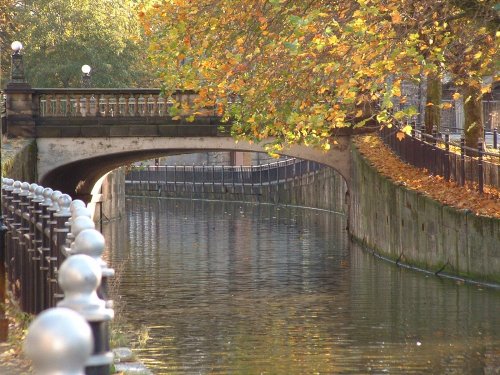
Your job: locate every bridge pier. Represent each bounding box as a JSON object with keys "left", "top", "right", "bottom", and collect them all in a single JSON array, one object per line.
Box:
[{"left": 3, "top": 83, "right": 36, "bottom": 138}]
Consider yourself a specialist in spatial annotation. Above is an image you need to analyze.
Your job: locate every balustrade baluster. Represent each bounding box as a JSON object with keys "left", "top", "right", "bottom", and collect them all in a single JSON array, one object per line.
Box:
[
  {"left": 75, "top": 95, "right": 82, "bottom": 117},
  {"left": 112, "top": 94, "right": 119, "bottom": 117},
  {"left": 123, "top": 94, "right": 131, "bottom": 116},
  {"left": 64, "top": 94, "right": 71, "bottom": 116},
  {"left": 54, "top": 95, "right": 62, "bottom": 116},
  {"left": 46, "top": 95, "right": 53, "bottom": 116},
  {"left": 103, "top": 95, "right": 111, "bottom": 117},
  {"left": 134, "top": 94, "right": 140, "bottom": 116},
  {"left": 152, "top": 95, "right": 159, "bottom": 116}
]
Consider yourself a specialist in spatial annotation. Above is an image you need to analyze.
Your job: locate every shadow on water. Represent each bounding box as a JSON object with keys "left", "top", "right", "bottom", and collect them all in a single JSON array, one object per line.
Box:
[{"left": 102, "top": 197, "right": 500, "bottom": 374}]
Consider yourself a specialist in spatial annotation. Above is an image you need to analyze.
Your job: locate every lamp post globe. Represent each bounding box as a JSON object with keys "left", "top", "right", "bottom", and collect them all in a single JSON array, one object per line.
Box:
[
  {"left": 81, "top": 64, "right": 91, "bottom": 88},
  {"left": 81, "top": 64, "right": 91, "bottom": 75},
  {"left": 10, "top": 41, "right": 25, "bottom": 82},
  {"left": 11, "top": 41, "right": 23, "bottom": 53}
]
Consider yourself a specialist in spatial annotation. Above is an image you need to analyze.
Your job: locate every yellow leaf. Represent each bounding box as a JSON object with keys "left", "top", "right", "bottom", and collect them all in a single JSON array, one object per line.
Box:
[
  {"left": 402, "top": 125, "right": 412, "bottom": 135},
  {"left": 452, "top": 92, "right": 461, "bottom": 101},
  {"left": 473, "top": 51, "right": 482, "bottom": 59},
  {"left": 480, "top": 86, "right": 491, "bottom": 94},
  {"left": 391, "top": 10, "right": 402, "bottom": 24},
  {"left": 442, "top": 103, "right": 453, "bottom": 109},
  {"left": 172, "top": 115, "right": 181, "bottom": 120}
]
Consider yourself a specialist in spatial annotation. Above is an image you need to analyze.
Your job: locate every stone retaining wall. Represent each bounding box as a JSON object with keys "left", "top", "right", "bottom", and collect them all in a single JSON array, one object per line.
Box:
[
  {"left": 350, "top": 145, "right": 500, "bottom": 284},
  {"left": 1, "top": 138, "right": 37, "bottom": 182}
]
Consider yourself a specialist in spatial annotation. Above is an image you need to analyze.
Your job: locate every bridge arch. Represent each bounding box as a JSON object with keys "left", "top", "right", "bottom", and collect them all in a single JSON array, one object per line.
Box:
[{"left": 37, "top": 136, "right": 351, "bottom": 201}]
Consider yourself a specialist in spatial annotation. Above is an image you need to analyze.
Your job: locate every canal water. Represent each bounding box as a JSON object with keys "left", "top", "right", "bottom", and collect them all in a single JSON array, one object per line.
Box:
[{"left": 102, "top": 197, "right": 500, "bottom": 374}]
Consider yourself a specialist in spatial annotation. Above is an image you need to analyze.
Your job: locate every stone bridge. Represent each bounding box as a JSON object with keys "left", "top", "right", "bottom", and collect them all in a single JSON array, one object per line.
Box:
[{"left": 2, "top": 84, "right": 358, "bottom": 202}]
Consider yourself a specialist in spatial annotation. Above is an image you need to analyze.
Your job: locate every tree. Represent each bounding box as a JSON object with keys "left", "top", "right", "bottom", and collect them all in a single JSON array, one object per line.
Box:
[
  {"left": 141, "top": 0, "right": 498, "bottom": 151},
  {"left": 8, "top": 0, "right": 157, "bottom": 88},
  {"left": 0, "top": 0, "right": 17, "bottom": 87}
]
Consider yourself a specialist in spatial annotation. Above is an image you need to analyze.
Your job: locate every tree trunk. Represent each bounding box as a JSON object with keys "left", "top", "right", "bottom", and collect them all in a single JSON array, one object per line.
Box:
[
  {"left": 424, "top": 73, "right": 442, "bottom": 134},
  {"left": 463, "top": 83, "right": 483, "bottom": 149}
]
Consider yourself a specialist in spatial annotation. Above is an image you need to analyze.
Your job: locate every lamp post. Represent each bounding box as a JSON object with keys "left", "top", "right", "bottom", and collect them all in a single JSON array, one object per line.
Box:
[
  {"left": 81, "top": 65, "right": 91, "bottom": 88},
  {"left": 10, "top": 41, "right": 25, "bottom": 83}
]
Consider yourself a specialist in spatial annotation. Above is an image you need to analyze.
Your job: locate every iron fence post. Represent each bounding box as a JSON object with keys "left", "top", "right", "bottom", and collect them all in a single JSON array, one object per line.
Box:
[
  {"left": 460, "top": 137, "right": 466, "bottom": 187},
  {"left": 478, "top": 142, "right": 484, "bottom": 194},
  {"left": 444, "top": 134, "right": 450, "bottom": 182},
  {"left": 72, "top": 228, "right": 114, "bottom": 308},
  {"left": 53, "top": 194, "right": 73, "bottom": 304},
  {"left": 47, "top": 190, "right": 62, "bottom": 308},
  {"left": 32, "top": 186, "right": 45, "bottom": 314},
  {"left": 57, "top": 254, "right": 114, "bottom": 375},
  {"left": 39, "top": 188, "right": 53, "bottom": 311},
  {"left": 24, "top": 307, "right": 93, "bottom": 374}
]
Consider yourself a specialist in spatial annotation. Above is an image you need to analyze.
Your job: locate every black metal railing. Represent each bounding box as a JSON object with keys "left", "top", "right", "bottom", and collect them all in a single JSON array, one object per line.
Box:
[
  {"left": 126, "top": 158, "right": 324, "bottom": 194},
  {"left": 380, "top": 126, "right": 500, "bottom": 193},
  {"left": 1, "top": 178, "right": 115, "bottom": 373}
]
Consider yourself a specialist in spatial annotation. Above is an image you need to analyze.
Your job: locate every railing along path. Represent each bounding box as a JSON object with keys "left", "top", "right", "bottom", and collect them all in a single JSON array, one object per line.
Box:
[
  {"left": 380, "top": 126, "right": 500, "bottom": 193},
  {"left": 127, "top": 158, "right": 323, "bottom": 194},
  {"left": 1, "top": 178, "right": 114, "bottom": 375}
]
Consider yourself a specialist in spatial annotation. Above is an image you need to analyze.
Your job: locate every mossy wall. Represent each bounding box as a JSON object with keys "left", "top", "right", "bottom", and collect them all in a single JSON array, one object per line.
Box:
[
  {"left": 350, "top": 145, "right": 500, "bottom": 284},
  {"left": 1, "top": 139, "right": 37, "bottom": 182}
]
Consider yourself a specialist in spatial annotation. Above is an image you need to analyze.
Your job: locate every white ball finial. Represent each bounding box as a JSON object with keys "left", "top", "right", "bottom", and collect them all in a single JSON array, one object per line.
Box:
[
  {"left": 70, "top": 199, "right": 86, "bottom": 213},
  {"left": 11, "top": 41, "right": 23, "bottom": 52},
  {"left": 57, "top": 254, "right": 113, "bottom": 321},
  {"left": 24, "top": 307, "right": 93, "bottom": 375}
]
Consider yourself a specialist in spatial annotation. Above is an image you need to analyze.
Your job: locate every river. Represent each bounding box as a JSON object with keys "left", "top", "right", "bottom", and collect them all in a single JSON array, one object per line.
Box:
[{"left": 101, "top": 197, "right": 500, "bottom": 374}]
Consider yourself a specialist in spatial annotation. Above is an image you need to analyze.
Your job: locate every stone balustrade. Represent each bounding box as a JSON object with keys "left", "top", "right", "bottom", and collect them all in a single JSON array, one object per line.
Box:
[{"left": 35, "top": 89, "right": 205, "bottom": 118}]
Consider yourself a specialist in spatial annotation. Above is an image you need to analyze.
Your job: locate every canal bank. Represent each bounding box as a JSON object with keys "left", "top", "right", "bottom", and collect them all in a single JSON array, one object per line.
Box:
[{"left": 349, "top": 140, "right": 500, "bottom": 285}]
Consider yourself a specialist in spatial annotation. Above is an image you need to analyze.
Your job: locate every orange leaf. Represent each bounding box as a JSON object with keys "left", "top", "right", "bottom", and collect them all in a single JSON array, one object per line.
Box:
[{"left": 396, "top": 131, "right": 405, "bottom": 141}]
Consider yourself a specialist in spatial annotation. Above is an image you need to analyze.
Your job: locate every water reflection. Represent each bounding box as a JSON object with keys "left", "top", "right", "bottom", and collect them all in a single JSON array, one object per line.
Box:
[{"left": 102, "top": 197, "right": 500, "bottom": 374}]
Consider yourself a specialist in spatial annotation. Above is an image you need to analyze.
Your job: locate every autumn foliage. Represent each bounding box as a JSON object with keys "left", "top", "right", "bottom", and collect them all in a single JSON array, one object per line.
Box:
[
  {"left": 356, "top": 135, "right": 500, "bottom": 218},
  {"left": 141, "top": 0, "right": 498, "bottom": 151}
]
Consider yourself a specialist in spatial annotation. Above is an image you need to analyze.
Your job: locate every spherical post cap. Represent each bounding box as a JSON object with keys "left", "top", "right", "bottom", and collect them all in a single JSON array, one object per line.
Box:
[
  {"left": 58, "top": 254, "right": 102, "bottom": 296},
  {"left": 58, "top": 194, "right": 73, "bottom": 209},
  {"left": 24, "top": 307, "right": 93, "bottom": 374},
  {"left": 70, "top": 199, "right": 86, "bottom": 212},
  {"left": 43, "top": 187, "right": 53, "bottom": 199},
  {"left": 51, "top": 190, "right": 62, "bottom": 201},
  {"left": 71, "top": 216, "right": 96, "bottom": 238},
  {"left": 74, "top": 229, "right": 105, "bottom": 258},
  {"left": 72, "top": 206, "right": 92, "bottom": 220},
  {"left": 11, "top": 41, "right": 23, "bottom": 52}
]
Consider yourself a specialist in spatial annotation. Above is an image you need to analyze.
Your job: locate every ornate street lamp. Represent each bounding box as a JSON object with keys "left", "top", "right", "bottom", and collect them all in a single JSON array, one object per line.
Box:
[
  {"left": 10, "top": 41, "right": 25, "bottom": 83},
  {"left": 81, "top": 65, "right": 91, "bottom": 88}
]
